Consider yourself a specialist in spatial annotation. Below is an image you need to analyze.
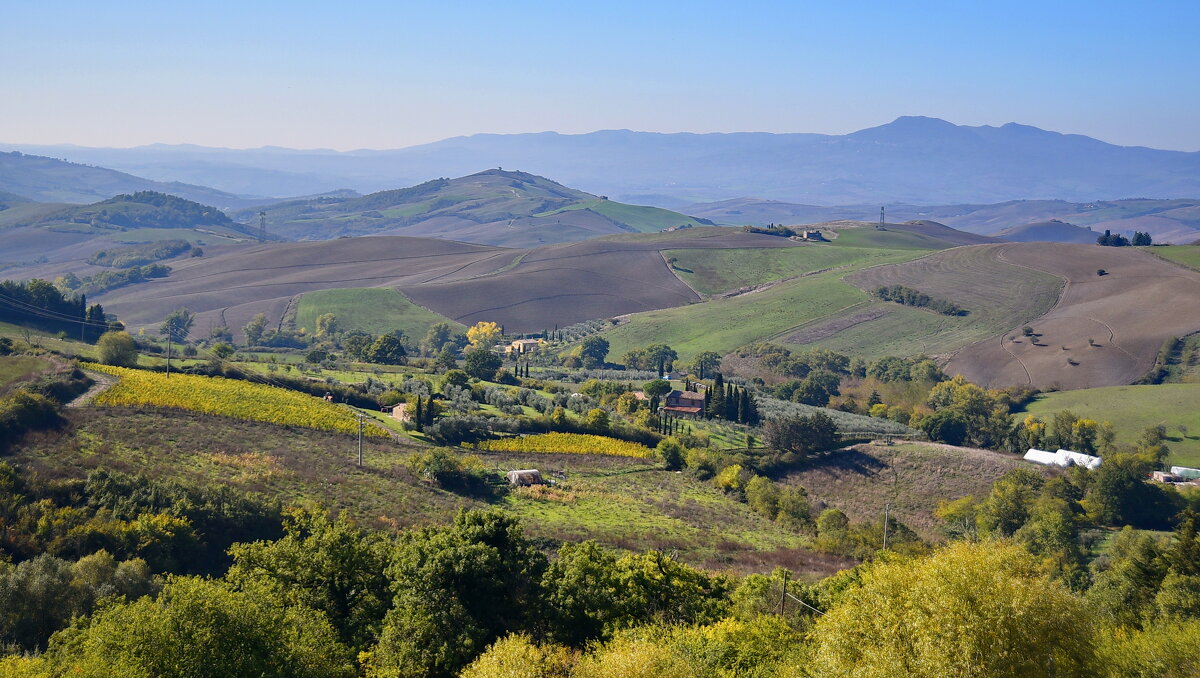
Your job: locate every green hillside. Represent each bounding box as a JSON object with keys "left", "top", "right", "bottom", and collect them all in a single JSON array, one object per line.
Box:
[
  {"left": 14, "top": 406, "right": 821, "bottom": 569},
  {"left": 294, "top": 288, "right": 462, "bottom": 338},
  {"left": 664, "top": 243, "right": 907, "bottom": 295},
  {"left": 30, "top": 191, "right": 244, "bottom": 232},
  {"left": 538, "top": 199, "right": 707, "bottom": 233},
  {"left": 239, "top": 169, "right": 707, "bottom": 246},
  {"left": 603, "top": 238, "right": 1075, "bottom": 365},
  {"left": 1023, "top": 383, "right": 1200, "bottom": 466}
]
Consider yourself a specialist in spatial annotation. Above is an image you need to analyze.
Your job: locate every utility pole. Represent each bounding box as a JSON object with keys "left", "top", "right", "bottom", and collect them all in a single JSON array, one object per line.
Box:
[
  {"left": 166, "top": 334, "right": 172, "bottom": 378},
  {"left": 882, "top": 502, "right": 891, "bottom": 551},
  {"left": 357, "top": 411, "right": 365, "bottom": 467},
  {"left": 778, "top": 569, "right": 790, "bottom": 615}
]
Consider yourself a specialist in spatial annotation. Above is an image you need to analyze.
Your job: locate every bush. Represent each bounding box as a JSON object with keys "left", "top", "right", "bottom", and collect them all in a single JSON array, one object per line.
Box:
[{"left": 97, "top": 331, "right": 138, "bottom": 367}]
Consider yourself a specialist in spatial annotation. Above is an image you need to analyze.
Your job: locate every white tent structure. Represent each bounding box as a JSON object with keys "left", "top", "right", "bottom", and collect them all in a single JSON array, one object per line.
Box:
[
  {"left": 1024, "top": 448, "right": 1060, "bottom": 465},
  {"left": 1023, "top": 448, "right": 1102, "bottom": 470},
  {"left": 1056, "top": 449, "right": 1102, "bottom": 470}
]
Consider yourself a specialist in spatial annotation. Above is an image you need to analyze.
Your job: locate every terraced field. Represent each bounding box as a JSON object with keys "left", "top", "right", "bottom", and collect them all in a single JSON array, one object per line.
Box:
[
  {"left": 294, "top": 288, "right": 461, "bottom": 338},
  {"left": 947, "top": 243, "right": 1200, "bottom": 389},
  {"left": 1023, "top": 383, "right": 1200, "bottom": 467}
]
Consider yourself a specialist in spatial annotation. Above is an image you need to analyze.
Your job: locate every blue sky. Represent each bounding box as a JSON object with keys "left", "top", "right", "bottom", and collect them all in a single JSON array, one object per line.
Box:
[{"left": 4, "top": 1, "right": 1198, "bottom": 150}]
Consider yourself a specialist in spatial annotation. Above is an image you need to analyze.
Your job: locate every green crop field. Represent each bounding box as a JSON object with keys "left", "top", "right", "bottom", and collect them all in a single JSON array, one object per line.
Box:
[
  {"left": 1148, "top": 245, "right": 1200, "bottom": 272},
  {"left": 664, "top": 244, "right": 913, "bottom": 295},
  {"left": 294, "top": 287, "right": 462, "bottom": 338},
  {"left": 600, "top": 249, "right": 928, "bottom": 364},
  {"left": 1023, "top": 383, "right": 1200, "bottom": 467},
  {"left": 538, "top": 199, "right": 705, "bottom": 232},
  {"left": 828, "top": 227, "right": 955, "bottom": 250}
]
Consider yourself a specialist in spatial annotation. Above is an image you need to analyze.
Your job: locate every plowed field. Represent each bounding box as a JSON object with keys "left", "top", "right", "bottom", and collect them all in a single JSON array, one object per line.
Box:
[{"left": 947, "top": 243, "right": 1200, "bottom": 389}]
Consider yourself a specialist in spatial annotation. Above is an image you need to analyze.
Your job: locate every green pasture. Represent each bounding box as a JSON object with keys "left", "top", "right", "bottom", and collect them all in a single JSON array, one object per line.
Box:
[
  {"left": 1023, "top": 383, "right": 1200, "bottom": 467},
  {"left": 664, "top": 244, "right": 911, "bottom": 296},
  {"left": 294, "top": 287, "right": 462, "bottom": 339},
  {"left": 1147, "top": 245, "right": 1200, "bottom": 272}
]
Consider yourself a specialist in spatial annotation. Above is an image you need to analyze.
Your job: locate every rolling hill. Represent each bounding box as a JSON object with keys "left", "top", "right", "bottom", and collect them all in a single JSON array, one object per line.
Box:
[
  {"left": 0, "top": 151, "right": 264, "bottom": 209},
  {"left": 994, "top": 220, "right": 1099, "bottom": 243},
  {"left": 233, "top": 169, "right": 709, "bottom": 247},
  {"left": 10, "top": 117, "right": 1200, "bottom": 205},
  {"left": 686, "top": 198, "right": 1200, "bottom": 244},
  {"left": 945, "top": 243, "right": 1200, "bottom": 390}
]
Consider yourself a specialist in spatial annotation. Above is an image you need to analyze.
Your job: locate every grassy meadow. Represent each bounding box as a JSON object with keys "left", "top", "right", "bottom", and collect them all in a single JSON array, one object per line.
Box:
[
  {"left": 1023, "top": 383, "right": 1200, "bottom": 467},
  {"left": 294, "top": 287, "right": 462, "bottom": 338}
]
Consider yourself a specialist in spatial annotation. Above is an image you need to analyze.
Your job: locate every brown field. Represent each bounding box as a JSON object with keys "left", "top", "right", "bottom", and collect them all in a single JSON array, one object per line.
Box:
[
  {"left": 781, "top": 442, "right": 1046, "bottom": 539},
  {"left": 95, "top": 230, "right": 805, "bottom": 338},
  {"left": 402, "top": 231, "right": 804, "bottom": 331},
  {"left": 947, "top": 243, "right": 1200, "bottom": 389},
  {"left": 97, "top": 236, "right": 515, "bottom": 338}
]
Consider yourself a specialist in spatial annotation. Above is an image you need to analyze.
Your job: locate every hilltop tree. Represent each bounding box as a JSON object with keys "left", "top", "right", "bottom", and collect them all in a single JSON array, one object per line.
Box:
[
  {"left": 314, "top": 313, "right": 338, "bottom": 339},
  {"left": 578, "top": 336, "right": 610, "bottom": 368},
  {"left": 42, "top": 576, "right": 355, "bottom": 678},
  {"left": 463, "top": 347, "right": 501, "bottom": 381},
  {"left": 368, "top": 332, "right": 408, "bottom": 365},
  {"left": 762, "top": 412, "right": 837, "bottom": 457},
  {"left": 643, "top": 344, "right": 678, "bottom": 377},
  {"left": 422, "top": 322, "right": 461, "bottom": 355},
  {"left": 372, "top": 509, "right": 547, "bottom": 678},
  {"left": 466, "top": 321, "right": 502, "bottom": 349},
  {"left": 689, "top": 351, "right": 722, "bottom": 379},
  {"left": 160, "top": 307, "right": 194, "bottom": 343},
  {"left": 642, "top": 379, "right": 671, "bottom": 399},
  {"left": 810, "top": 541, "right": 1097, "bottom": 677},
  {"left": 243, "top": 313, "right": 268, "bottom": 346}
]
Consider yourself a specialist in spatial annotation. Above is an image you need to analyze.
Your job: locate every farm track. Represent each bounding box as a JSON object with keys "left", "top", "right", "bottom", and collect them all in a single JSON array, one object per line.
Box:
[{"left": 68, "top": 370, "right": 117, "bottom": 408}]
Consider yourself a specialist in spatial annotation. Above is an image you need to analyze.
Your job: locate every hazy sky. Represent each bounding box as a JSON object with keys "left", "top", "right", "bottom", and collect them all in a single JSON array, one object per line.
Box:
[{"left": 4, "top": 1, "right": 1198, "bottom": 151}]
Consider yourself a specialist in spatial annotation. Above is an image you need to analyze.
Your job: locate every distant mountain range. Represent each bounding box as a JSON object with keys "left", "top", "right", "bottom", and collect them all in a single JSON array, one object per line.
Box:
[
  {"left": 5, "top": 116, "right": 1200, "bottom": 205},
  {"left": 235, "top": 169, "right": 708, "bottom": 247}
]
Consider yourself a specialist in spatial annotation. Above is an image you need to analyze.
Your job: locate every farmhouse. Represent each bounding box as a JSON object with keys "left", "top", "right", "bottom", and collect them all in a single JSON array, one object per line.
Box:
[
  {"left": 389, "top": 402, "right": 410, "bottom": 422},
  {"left": 662, "top": 389, "right": 705, "bottom": 416},
  {"left": 505, "top": 338, "right": 541, "bottom": 355}
]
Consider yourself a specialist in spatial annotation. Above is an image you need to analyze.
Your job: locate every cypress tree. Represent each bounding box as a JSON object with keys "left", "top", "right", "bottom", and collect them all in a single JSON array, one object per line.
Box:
[{"left": 412, "top": 396, "right": 423, "bottom": 431}]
